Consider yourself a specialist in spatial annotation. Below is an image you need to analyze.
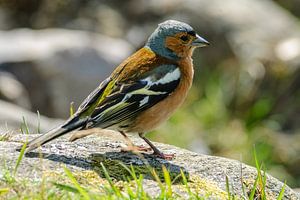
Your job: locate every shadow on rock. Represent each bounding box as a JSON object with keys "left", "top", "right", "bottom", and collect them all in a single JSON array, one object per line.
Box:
[
  {"left": 25, "top": 150, "right": 189, "bottom": 183},
  {"left": 24, "top": 151, "right": 93, "bottom": 170},
  {"left": 90, "top": 151, "right": 189, "bottom": 183}
]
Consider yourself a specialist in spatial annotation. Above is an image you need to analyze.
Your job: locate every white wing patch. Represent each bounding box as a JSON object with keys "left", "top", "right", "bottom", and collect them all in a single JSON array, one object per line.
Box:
[
  {"left": 139, "top": 96, "right": 149, "bottom": 106},
  {"left": 156, "top": 68, "right": 180, "bottom": 85},
  {"left": 143, "top": 67, "right": 181, "bottom": 86},
  {"left": 130, "top": 88, "right": 166, "bottom": 95}
]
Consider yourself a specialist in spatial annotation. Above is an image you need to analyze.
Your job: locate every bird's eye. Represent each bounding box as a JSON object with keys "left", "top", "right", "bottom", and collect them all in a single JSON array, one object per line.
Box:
[
  {"left": 180, "top": 35, "right": 189, "bottom": 42},
  {"left": 187, "top": 31, "right": 196, "bottom": 36}
]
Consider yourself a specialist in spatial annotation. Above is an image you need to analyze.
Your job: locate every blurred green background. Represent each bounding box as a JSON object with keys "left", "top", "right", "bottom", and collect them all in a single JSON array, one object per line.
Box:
[{"left": 0, "top": 0, "right": 299, "bottom": 188}]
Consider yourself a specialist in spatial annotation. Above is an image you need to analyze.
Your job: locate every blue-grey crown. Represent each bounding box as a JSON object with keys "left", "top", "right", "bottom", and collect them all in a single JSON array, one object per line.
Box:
[{"left": 146, "top": 20, "right": 195, "bottom": 60}]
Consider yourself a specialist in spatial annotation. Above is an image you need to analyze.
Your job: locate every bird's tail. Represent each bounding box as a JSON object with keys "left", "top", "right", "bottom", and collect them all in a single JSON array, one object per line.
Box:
[{"left": 25, "top": 116, "right": 87, "bottom": 152}]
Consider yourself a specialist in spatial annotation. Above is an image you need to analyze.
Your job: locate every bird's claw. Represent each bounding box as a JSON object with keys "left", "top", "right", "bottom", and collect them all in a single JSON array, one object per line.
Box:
[
  {"left": 121, "top": 145, "right": 152, "bottom": 153},
  {"left": 153, "top": 152, "right": 175, "bottom": 160}
]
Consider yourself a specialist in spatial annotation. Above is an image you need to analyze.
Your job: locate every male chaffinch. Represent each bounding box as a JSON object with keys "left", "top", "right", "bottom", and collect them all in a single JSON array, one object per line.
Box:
[{"left": 25, "top": 20, "right": 209, "bottom": 159}]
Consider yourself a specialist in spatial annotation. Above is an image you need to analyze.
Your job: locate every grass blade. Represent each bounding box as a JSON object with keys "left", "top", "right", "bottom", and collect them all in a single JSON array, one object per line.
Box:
[
  {"left": 0, "top": 188, "right": 9, "bottom": 195},
  {"left": 151, "top": 168, "right": 163, "bottom": 189},
  {"left": 262, "top": 169, "right": 267, "bottom": 200},
  {"left": 14, "top": 117, "right": 31, "bottom": 176},
  {"left": 180, "top": 169, "right": 191, "bottom": 194},
  {"left": 37, "top": 110, "right": 41, "bottom": 134},
  {"left": 53, "top": 182, "right": 79, "bottom": 194},
  {"left": 225, "top": 175, "right": 231, "bottom": 200},
  {"left": 14, "top": 141, "right": 27, "bottom": 176},
  {"left": 277, "top": 182, "right": 286, "bottom": 200},
  {"left": 21, "top": 116, "right": 30, "bottom": 135},
  {"left": 100, "top": 162, "right": 122, "bottom": 197},
  {"left": 253, "top": 147, "right": 266, "bottom": 200},
  {"left": 162, "top": 165, "right": 172, "bottom": 197},
  {"left": 249, "top": 175, "right": 259, "bottom": 200},
  {"left": 63, "top": 167, "right": 90, "bottom": 200},
  {"left": 118, "top": 162, "right": 137, "bottom": 181},
  {"left": 70, "top": 102, "right": 75, "bottom": 117}
]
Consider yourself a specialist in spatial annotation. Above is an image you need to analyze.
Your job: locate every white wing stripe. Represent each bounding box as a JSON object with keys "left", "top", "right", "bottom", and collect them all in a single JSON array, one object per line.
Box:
[
  {"left": 143, "top": 68, "right": 180, "bottom": 86},
  {"left": 156, "top": 68, "right": 180, "bottom": 85},
  {"left": 139, "top": 96, "right": 149, "bottom": 106}
]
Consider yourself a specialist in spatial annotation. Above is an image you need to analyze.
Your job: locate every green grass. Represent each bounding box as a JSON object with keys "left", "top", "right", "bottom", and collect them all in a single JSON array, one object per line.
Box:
[
  {"left": 0, "top": 145, "right": 288, "bottom": 199},
  {"left": 0, "top": 118, "right": 288, "bottom": 199},
  {"left": 0, "top": 124, "right": 12, "bottom": 142},
  {"left": 0, "top": 132, "right": 11, "bottom": 141},
  {"left": 1, "top": 164, "right": 213, "bottom": 199},
  {"left": 70, "top": 102, "right": 75, "bottom": 117}
]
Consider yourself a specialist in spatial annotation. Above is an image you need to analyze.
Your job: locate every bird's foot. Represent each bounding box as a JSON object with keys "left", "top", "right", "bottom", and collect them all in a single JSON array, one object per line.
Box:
[
  {"left": 153, "top": 152, "right": 175, "bottom": 160},
  {"left": 121, "top": 145, "right": 152, "bottom": 153},
  {"left": 69, "top": 134, "right": 80, "bottom": 142}
]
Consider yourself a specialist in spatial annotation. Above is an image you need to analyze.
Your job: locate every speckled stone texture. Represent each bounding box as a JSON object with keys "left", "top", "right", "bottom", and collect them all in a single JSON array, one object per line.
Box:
[{"left": 0, "top": 131, "right": 299, "bottom": 199}]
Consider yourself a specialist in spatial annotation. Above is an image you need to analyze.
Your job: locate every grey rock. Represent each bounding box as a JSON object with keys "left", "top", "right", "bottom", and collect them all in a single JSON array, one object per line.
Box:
[{"left": 0, "top": 132, "right": 299, "bottom": 199}]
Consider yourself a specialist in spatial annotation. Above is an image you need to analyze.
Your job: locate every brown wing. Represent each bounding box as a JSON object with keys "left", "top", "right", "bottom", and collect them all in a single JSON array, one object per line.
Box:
[{"left": 111, "top": 47, "right": 176, "bottom": 83}]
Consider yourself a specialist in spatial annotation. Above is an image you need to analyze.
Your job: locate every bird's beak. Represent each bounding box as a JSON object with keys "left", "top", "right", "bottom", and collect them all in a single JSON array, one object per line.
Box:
[{"left": 191, "top": 34, "right": 209, "bottom": 47}]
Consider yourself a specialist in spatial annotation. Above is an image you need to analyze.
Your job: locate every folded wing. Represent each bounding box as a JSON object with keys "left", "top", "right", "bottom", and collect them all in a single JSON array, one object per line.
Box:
[{"left": 88, "top": 64, "right": 181, "bottom": 129}]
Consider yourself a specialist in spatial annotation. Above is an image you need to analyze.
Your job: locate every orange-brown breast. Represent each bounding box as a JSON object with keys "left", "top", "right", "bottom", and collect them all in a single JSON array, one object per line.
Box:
[{"left": 129, "top": 56, "right": 194, "bottom": 133}]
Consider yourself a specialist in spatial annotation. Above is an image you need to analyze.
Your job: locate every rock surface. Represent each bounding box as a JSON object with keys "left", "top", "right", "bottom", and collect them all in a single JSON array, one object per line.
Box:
[{"left": 0, "top": 131, "right": 299, "bottom": 199}]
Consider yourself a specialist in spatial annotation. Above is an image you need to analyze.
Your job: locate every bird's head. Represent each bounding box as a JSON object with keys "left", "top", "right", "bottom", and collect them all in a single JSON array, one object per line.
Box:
[{"left": 146, "top": 20, "right": 209, "bottom": 60}]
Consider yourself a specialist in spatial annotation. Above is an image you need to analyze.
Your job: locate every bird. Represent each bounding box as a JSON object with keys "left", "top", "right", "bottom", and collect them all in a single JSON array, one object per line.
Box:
[{"left": 24, "top": 20, "right": 209, "bottom": 159}]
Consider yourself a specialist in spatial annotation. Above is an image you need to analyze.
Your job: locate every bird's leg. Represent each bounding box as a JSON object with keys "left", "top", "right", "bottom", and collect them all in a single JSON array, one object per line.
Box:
[
  {"left": 119, "top": 131, "right": 151, "bottom": 152},
  {"left": 138, "top": 132, "right": 175, "bottom": 160},
  {"left": 69, "top": 128, "right": 98, "bottom": 142}
]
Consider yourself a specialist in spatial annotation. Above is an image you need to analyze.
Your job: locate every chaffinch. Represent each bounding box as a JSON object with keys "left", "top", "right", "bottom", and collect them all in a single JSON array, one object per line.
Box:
[{"left": 25, "top": 20, "right": 209, "bottom": 159}]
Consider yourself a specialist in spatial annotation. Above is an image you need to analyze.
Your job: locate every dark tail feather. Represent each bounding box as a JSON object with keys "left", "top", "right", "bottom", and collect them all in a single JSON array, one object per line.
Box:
[{"left": 25, "top": 116, "right": 87, "bottom": 152}]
